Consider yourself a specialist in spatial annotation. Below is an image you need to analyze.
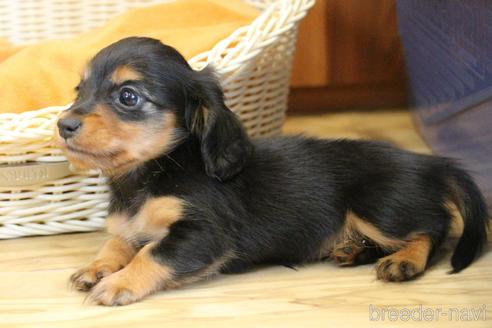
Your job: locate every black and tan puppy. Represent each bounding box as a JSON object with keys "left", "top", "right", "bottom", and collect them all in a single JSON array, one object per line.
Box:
[{"left": 56, "top": 37, "right": 490, "bottom": 306}]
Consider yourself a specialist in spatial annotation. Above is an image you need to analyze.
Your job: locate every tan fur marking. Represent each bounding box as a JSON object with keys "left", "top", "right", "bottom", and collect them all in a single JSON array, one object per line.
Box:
[
  {"left": 58, "top": 105, "right": 179, "bottom": 175},
  {"left": 70, "top": 235, "right": 136, "bottom": 291},
  {"left": 106, "top": 196, "right": 186, "bottom": 244},
  {"left": 190, "top": 106, "right": 210, "bottom": 134},
  {"left": 203, "top": 107, "right": 210, "bottom": 123},
  {"left": 345, "top": 212, "right": 405, "bottom": 250},
  {"left": 445, "top": 199, "right": 464, "bottom": 238},
  {"left": 94, "top": 235, "right": 137, "bottom": 266},
  {"left": 320, "top": 211, "right": 405, "bottom": 264},
  {"left": 386, "top": 235, "right": 431, "bottom": 270},
  {"left": 111, "top": 65, "right": 143, "bottom": 84},
  {"left": 139, "top": 197, "right": 185, "bottom": 230},
  {"left": 376, "top": 234, "right": 432, "bottom": 281},
  {"left": 105, "top": 213, "right": 130, "bottom": 238},
  {"left": 88, "top": 242, "right": 174, "bottom": 306}
]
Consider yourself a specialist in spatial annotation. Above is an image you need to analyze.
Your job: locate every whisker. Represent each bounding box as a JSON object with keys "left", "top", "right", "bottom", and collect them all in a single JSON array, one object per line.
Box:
[
  {"left": 165, "top": 154, "right": 185, "bottom": 171},
  {"left": 153, "top": 159, "right": 165, "bottom": 172}
]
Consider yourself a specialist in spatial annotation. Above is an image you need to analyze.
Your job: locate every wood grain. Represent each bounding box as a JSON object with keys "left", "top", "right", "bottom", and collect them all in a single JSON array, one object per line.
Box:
[
  {"left": 329, "top": 0, "right": 406, "bottom": 85},
  {"left": 288, "top": 84, "right": 407, "bottom": 113},
  {"left": 290, "top": 0, "right": 406, "bottom": 86},
  {"left": 290, "top": 0, "right": 330, "bottom": 87},
  {"left": 290, "top": 0, "right": 408, "bottom": 111},
  {"left": 0, "top": 111, "right": 490, "bottom": 327}
]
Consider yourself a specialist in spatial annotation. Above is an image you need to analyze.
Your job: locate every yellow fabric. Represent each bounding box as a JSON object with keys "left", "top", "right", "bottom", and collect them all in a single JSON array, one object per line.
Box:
[
  {"left": 0, "top": 38, "right": 22, "bottom": 62},
  {"left": 0, "top": 0, "right": 258, "bottom": 114}
]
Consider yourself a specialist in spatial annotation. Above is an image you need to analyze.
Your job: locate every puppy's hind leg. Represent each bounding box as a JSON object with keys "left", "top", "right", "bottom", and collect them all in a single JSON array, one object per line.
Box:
[
  {"left": 376, "top": 234, "right": 432, "bottom": 282},
  {"left": 332, "top": 236, "right": 389, "bottom": 266},
  {"left": 331, "top": 235, "right": 366, "bottom": 266},
  {"left": 330, "top": 212, "right": 403, "bottom": 267}
]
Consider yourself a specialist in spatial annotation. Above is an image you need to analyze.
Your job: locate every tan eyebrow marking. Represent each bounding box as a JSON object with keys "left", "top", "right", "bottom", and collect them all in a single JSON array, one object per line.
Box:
[{"left": 111, "top": 65, "right": 143, "bottom": 84}]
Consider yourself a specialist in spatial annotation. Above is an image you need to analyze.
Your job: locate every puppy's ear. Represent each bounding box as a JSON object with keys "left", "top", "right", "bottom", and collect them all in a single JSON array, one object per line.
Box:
[{"left": 185, "top": 67, "right": 252, "bottom": 181}]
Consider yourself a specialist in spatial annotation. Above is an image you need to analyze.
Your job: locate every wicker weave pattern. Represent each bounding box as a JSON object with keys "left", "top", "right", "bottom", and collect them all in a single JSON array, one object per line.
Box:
[{"left": 0, "top": 0, "right": 315, "bottom": 238}]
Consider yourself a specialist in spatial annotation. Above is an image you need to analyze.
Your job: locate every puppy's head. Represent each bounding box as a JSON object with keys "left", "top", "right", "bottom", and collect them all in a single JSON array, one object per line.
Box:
[{"left": 56, "top": 37, "right": 252, "bottom": 179}]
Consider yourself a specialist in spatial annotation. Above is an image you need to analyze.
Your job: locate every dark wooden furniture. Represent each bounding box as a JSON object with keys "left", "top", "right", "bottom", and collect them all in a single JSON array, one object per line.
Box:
[{"left": 289, "top": 0, "right": 407, "bottom": 113}]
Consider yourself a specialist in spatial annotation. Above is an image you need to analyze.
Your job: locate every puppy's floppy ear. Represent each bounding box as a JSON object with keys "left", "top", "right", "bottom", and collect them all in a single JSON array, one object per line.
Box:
[{"left": 185, "top": 67, "right": 253, "bottom": 181}]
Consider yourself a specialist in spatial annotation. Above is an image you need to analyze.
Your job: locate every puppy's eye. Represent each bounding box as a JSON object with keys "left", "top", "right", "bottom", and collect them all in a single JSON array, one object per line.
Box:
[{"left": 119, "top": 88, "right": 140, "bottom": 107}]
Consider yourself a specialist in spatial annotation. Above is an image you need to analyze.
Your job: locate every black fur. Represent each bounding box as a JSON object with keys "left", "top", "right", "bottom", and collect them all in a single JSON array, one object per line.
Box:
[{"left": 76, "top": 37, "right": 491, "bottom": 281}]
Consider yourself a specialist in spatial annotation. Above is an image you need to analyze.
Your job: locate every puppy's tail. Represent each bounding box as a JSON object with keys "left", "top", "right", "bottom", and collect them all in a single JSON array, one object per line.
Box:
[{"left": 447, "top": 165, "right": 489, "bottom": 273}]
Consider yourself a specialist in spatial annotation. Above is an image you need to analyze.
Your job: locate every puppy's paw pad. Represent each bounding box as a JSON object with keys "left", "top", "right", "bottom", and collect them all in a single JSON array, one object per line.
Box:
[
  {"left": 70, "top": 262, "right": 117, "bottom": 292},
  {"left": 376, "top": 258, "right": 420, "bottom": 282},
  {"left": 88, "top": 278, "right": 139, "bottom": 306}
]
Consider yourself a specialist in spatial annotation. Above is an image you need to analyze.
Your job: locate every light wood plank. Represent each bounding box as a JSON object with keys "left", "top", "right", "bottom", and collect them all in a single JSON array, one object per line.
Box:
[{"left": 283, "top": 110, "right": 429, "bottom": 153}]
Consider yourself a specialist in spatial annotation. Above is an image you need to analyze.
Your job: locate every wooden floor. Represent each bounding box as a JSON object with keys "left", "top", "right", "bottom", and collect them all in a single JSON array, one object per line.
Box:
[{"left": 1, "top": 110, "right": 491, "bottom": 327}]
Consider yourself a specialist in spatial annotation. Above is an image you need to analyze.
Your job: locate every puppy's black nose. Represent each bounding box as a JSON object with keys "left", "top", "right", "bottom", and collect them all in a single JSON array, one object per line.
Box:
[{"left": 57, "top": 118, "right": 82, "bottom": 139}]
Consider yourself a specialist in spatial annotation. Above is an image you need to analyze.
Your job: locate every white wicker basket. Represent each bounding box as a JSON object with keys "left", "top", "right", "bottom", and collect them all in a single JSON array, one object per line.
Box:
[{"left": 0, "top": 0, "right": 314, "bottom": 239}]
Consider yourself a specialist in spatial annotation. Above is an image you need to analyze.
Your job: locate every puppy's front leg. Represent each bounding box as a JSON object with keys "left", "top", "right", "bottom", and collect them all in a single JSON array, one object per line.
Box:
[
  {"left": 87, "top": 242, "right": 171, "bottom": 306},
  {"left": 70, "top": 235, "right": 137, "bottom": 291},
  {"left": 88, "top": 221, "right": 230, "bottom": 306}
]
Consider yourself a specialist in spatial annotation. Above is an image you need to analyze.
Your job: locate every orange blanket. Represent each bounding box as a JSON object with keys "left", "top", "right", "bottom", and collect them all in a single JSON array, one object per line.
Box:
[{"left": 0, "top": 0, "right": 258, "bottom": 114}]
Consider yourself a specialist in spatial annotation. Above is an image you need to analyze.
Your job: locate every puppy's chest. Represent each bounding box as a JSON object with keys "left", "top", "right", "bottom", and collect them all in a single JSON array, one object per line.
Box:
[{"left": 106, "top": 196, "right": 185, "bottom": 245}]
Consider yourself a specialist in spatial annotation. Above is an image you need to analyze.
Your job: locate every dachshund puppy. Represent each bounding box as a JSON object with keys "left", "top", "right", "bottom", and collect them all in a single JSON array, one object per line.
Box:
[{"left": 56, "top": 37, "right": 490, "bottom": 306}]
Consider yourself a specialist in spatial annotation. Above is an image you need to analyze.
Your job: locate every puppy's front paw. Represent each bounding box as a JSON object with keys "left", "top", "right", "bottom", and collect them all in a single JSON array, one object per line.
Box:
[
  {"left": 70, "top": 260, "right": 122, "bottom": 292},
  {"left": 87, "top": 272, "right": 140, "bottom": 306}
]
